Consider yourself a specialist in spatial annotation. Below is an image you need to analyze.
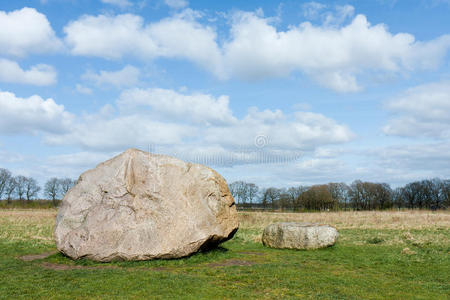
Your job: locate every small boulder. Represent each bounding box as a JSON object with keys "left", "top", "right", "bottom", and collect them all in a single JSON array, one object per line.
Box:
[
  {"left": 262, "top": 222, "right": 338, "bottom": 250},
  {"left": 54, "top": 148, "right": 239, "bottom": 262}
]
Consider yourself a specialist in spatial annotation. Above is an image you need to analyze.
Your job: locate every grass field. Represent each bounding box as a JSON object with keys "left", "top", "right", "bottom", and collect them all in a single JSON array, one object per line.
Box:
[{"left": 0, "top": 209, "right": 449, "bottom": 299}]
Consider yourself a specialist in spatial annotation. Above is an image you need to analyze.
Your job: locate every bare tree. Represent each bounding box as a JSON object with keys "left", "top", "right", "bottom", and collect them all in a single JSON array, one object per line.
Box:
[
  {"left": 442, "top": 179, "right": 450, "bottom": 209},
  {"left": 15, "top": 175, "right": 28, "bottom": 201},
  {"left": 278, "top": 188, "right": 291, "bottom": 211},
  {"left": 328, "top": 183, "right": 350, "bottom": 209},
  {"left": 376, "top": 183, "right": 392, "bottom": 209},
  {"left": 246, "top": 183, "right": 259, "bottom": 209},
  {"left": 392, "top": 187, "right": 404, "bottom": 208},
  {"left": 25, "top": 177, "right": 40, "bottom": 201},
  {"left": 287, "top": 186, "right": 307, "bottom": 211},
  {"left": 229, "top": 181, "right": 259, "bottom": 209},
  {"left": 402, "top": 181, "right": 422, "bottom": 209},
  {"left": 5, "top": 176, "right": 16, "bottom": 203},
  {"left": 44, "top": 178, "right": 60, "bottom": 205},
  {"left": 263, "top": 188, "right": 280, "bottom": 210},
  {"left": 0, "top": 168, "right": 12, "bottom": 199},
  {"left": 229, "top": 181, "right": 244, "bottom": 205},
  {"left": 59, "top": 178, "right": 76, "bottom": 196}
]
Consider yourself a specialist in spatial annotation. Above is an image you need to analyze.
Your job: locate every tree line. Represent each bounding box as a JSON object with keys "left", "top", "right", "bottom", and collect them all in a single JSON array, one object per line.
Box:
[
  {"left": 229, "top": 178, "right": 450, "bottom": 211},
  {"left": 0, "top": 168, "right": 76, "bottom": 205},
  {"left": 1, "top": 166, "right": 448, "bottom": 210}
]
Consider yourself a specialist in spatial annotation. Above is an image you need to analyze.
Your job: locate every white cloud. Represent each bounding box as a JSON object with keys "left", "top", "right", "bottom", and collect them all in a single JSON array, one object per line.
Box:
[
  {"left": 44, "top": 115, "right": 195, "bottom": 151},
  {"left": 302, "top": 2, "right": 355, "bottom": 26},
  {"left": 323, "top": 5, "right": 355, "bottom": 27},
  {"left": 374, "top": 142, "right": 450, "bottom": 172},
  {"left": 75, "top": 84, "right": 93, "bottom": 95},
  {"left": 0, "top": 91, "right": 73, "bottom": 135},
  {"left": 0, "top": 58, "right": 57, "bottom": 86},
  {"left": 383, "top": 81, "right": 450, "bottom": 138},
  {"left": 63, "top": 9, "right": 450, "bottom": 92},
  {"left": 118, "top": 88, "right": 236, "bottom": 125},
  {"left": 47, "top": 151, "right": 116, "bottom": 168},
  {"left": 100, "top": 0, "right": 132, "bottom": 8},
  {"left": 302, "top": 2, "right": 326, "bottom": 19},
  {"left": 204, "top": 109, "right": 354, "bottom": 150},
  {"left": 311, "top": 70, "right": 361, "bottom": 93},
  {"left": 64, "top": 11, "right": 224, "bottom": 77},
  {"left": 0, "top": 150, "right": 25, "bottom": 164},
  {"left": 223, "top": 12, "right": 450, "bottom": 92},
  {"left": 360, "top": 142, "right": 450, "bottom": 185},
  {"left": 0, "top": 7, "right": 63, "bottom": 57},
  {"left": 44, "top": 88, "right": 354, "bottom": 155},
  {"left": 82, "top": 65, "right": 140, "bottom": 88},
  {"left": 64, "top": 14, "right": 152, "bottom": 59},
  {"left": 164, "top": 0, "right": 188, "bottom": 9}
]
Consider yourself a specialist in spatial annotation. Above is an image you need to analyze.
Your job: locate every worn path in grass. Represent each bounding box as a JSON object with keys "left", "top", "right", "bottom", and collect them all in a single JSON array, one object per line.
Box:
[{"left": 0, "top": 209, "right": 449, "bottom": 299}]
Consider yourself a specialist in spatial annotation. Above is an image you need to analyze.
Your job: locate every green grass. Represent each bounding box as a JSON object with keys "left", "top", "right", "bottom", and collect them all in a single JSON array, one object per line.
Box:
[{"left": 0, "top": 211, "right": 449, "bottom": 299}]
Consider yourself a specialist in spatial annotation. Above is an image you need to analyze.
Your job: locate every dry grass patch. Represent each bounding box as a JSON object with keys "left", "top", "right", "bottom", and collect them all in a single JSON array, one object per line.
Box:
[
  {"left": 1, "top": 209, "right": 449, "bottom": 248},
  {"left": 238, "top": 210, "right": 450, "bottom": 246},
  {"left": 238, "top": 210, "right": 450, "bottom": 230},
  {"left": 0, "top": 209, "right": 57, "bottom": 245}
]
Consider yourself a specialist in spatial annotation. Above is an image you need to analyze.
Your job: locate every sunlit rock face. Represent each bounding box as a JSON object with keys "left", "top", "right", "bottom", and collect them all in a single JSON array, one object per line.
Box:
[{"left": 54, "top": 148, "right": 238, "bottom": 262}]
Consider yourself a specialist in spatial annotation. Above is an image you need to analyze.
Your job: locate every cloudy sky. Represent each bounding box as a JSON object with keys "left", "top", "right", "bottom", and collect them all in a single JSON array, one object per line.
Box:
[{"left": 1, "top": 0, "right": 449, "bottom": 188}]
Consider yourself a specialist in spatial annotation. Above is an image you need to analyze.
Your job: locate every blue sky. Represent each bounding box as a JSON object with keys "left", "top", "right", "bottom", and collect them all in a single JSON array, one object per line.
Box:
[{"left": 0, "top": 0, "right": 449, "bottom": 188}]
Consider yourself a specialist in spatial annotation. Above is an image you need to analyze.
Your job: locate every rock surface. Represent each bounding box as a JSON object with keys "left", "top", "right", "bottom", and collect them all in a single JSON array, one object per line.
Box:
[
  {"left": 54, "top": 148, "right": 238, "bottom": 262},
  {"left": 262, "top": 222, "right": 338, "bottom": 250}
]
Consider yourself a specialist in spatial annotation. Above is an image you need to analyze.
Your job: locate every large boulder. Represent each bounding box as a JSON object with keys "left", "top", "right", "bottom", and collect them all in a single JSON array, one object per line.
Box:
[
  {"left": 54, "top": 148, "right": 238, "bottom": 262},
  {"left": 262, "top": 222, "right": 338, "bottom": 250}
]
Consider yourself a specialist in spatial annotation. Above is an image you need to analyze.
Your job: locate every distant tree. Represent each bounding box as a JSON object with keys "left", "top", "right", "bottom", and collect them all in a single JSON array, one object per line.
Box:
[
  {"left": 399, "top": 179, "right": 446, "bottom": 210},
  {"left": 298, "top": 185, "right": 336, "bottom": 211},
  {"left": 4, "top": 176, "right": 17, "bottom": 203},
  {"left": 402, "top": 181, "right": 422, "bottom": 209},
  {"left": 229, "top": 181, "right": 259, "bottom": 209},
  {"left": 0, "top": 168, "right": 12, "bottom": 199},
  {"left": 25, "top": 177, "right": 40, "bottom": 201},
  {"left": 59, "top": 178, "right": 76, "bottom": 196},
  {"left": 44, "top": 178, "right": 61, "bottom": 205},
  {"left": 327, "top": 183, "right": 350, "bottom": 209},
  {"left": 262, "top": 188, "right": 280, "bottom": 210},
  {"left": 278, "top": 188, "right": 292, "bottom": 210},
  {"left": 373, "top": 183, "right": 392, "bottom": 209},
  {"left": 442, "top": 180, "right": 450, "bottom": 209},
  {"left": 246, "top": 183, "right": 259, "bottom": 208},
  {"left": 287, "top": 186, "right": 307, "bottom": 211},
  {"left": 229, "top": 181, "right": 246, "bottom": 205},
  {"left": 15, "top": 176, "right": 28, "bottom": 201},
  {"left": 349, "top": 180, "right": 364, "bottom": 210},
  {"left": 349, "top": 181, "right": 392, "bottom": 210},
  {"left": 392, "top": 187, "right": 405, "bottom": 208},
  {"left": 430, "top": 178, "right": 445, "bottom": 209},
  {"left": 260, "top": 188, "right": 268, "bottom": 209}
]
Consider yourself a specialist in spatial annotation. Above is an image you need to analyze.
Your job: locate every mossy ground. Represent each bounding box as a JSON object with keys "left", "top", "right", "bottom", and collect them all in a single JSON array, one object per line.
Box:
[{"left": 0, "top": 210, "right": 449, "bottom": 299}]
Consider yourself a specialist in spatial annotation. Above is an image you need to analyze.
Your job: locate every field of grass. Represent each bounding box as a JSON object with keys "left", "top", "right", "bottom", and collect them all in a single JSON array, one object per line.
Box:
[{"left": 0, "top": 209, "right": 449, "bottom": 299}]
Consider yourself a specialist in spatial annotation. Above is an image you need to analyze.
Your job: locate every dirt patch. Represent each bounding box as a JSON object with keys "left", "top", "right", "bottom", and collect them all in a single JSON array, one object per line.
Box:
[
  {"left": 19, "top": 251, "right": 58, "bottom": 261},
  {"left": 206, "top": 259, "right": 256, "bottom": 268},
  {"left": 39, "top": 262, "right": 173, "bottom": 272}
]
